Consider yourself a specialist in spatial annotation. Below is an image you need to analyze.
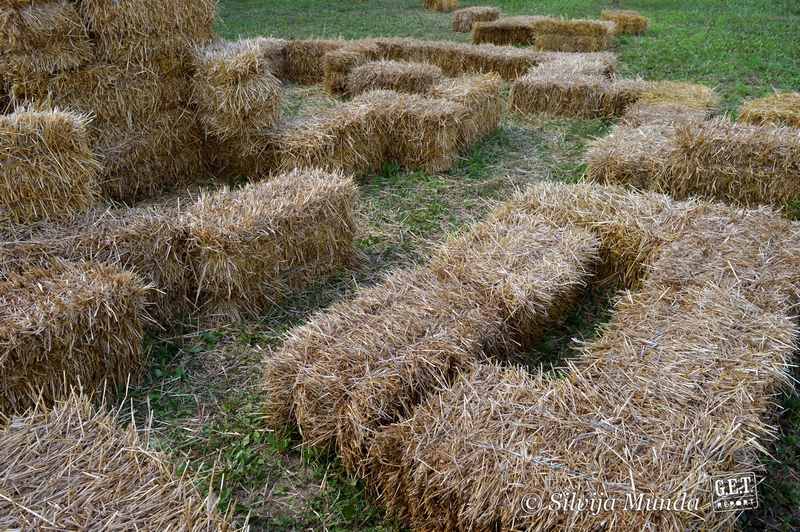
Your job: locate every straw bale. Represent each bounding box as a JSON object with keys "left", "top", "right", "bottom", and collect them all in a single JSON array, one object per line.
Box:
[
  {"left": 0, "top": 0, "right": 92, "bottom": 76},
  {"left": 739, "top": 91, "right": 800, "bottom": 129},
  {"left": 272, "top": 91, "right": 393, "bottom": 176},
  {"left": 7, "top": 62, "right": 188, "bottom": 128},
  {"left": 423, "top": 0, "right": 458, "bottom": 12},
  {"left": 428, "top": 73, "right": 502, "bottom": 146},
  {"left": 510, "top": 70, "right": 644, "bottom": 118},
  {"left": 192, "top": 38, "right": 283, "bottom": 141},
  {"left": 637, "top": 80, "right": 719, "bottom": 110},
  {"left": 78, "top": 0, "right": 215, "bottom": 68},
  {"left": 620, "top": 101, "right": 709, "bottom": 127},
  {"left": 666, "top": 118, "right": 800, "bottom": 206},
  {"left": 586, "top": 123, "right": 677, "bottom": 190},
  {"left": 0, "top": 394, "right": 232, "bottom": 529},
  {"left": 472, "top": 16, "right": 542, "bottom": 46},
  {"left": 346, "top": 60, "right": 443, "bottom": 97},
  {"left": 0, "top": 107, "right": 100, "bottom": 224},
  {"left": 534, "top": 51, "right": 618, "bottom": 77},
  {"left": 368, "top": 192, "right": 800, "bottom": 530},
  {"left": 601, "top": 9, "right": 649, "bottom": 35},
  {"left": 184, "top": 168, "right": 356, "bottom": 321},
  {"left": 387, "top": 92, "right": 467, "bottom": 173},
  {"left": 268, "top": 211, "right": 598, "bottom": 466},
  {"left": 0, "top": 261, "right": 150, "bottom": 414},
  {"left": 94, "top": 109, "right": 205, "bottom": 203},
  {"left": 322, "top": 41, "right": 381, "bottom": 95},
  {"left": 286, "top": 39, "right": 346, "bottom": 85},
  {"left": 371, "top": 37, "right": 541, "bottom": 80},
  {"left": 452, "top": 6, "right": 500, "bottom": 33}
]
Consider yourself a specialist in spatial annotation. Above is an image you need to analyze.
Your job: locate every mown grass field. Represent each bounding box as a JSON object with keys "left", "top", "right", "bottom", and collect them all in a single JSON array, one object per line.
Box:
[{"left": 130, "top": 1, "right": 800, "bottom": 530}]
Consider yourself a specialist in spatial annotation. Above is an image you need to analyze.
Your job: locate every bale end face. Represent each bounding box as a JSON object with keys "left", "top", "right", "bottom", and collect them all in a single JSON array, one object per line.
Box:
[
  {"left": 600, "top": 9, "right": 649, "bottom": 35},
  {"left": 0, "top": 106, "right": 101, "bottom": 224},
  {"left": 0, "top": 261, "right": 151, "bottom": 414}
]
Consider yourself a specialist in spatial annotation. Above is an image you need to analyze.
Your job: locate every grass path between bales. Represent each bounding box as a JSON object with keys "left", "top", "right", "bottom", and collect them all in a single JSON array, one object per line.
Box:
[{"left": 128, "top": 1, "right": 800, "bottom": 530}]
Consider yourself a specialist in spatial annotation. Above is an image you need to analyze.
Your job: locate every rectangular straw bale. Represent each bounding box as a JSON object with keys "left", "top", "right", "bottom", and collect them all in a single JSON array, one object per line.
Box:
[
  {"left": 0, "top": 0, "right": 92, "bottom": 75},
  {"left": 472, "top": 16, "right": 542, "bottom": 46},
  {"left": 184, "top": 168, "right": 357, "bottom": 322},
  {"left": 534, "top": 51, "right": 618, "bottom": 77},
  {"left": 268, "top": 211, "right": 598, "bottom": 466},
  {"left": 0, "top": 260, "right": 150, "bottom": 414},
  {"left": 368, "top": 197, "right": 800, "bottom": 531},
  {"left": 191, "top": 38, "right": 283, "bottom": 141},
  {"left": 346, "top": 60, "right": 443, "bottom": 97},
  {"left": 423, "top": 0, "right": 458, "bottom": 12},
  {"left": 428, "top": 73, "right": 502, "bottom": 146},
  {"left": 601, "top": 9, "right": 649, "bottom": 35},
  {"left": 452, "top": 6, "right": 500, "bottom": 33},
  {"left": 286, "top": 39, "right": 347, "bottom": 85},
  {"left": 386, "top": 92, "right": 467, "bottom": 173},
  {"left": 0, "top": 394, "right": 232, "bottom": 529},
  {"left": 509, "top": 70, "right": 644, "bottom": 118},
  {"left": 666, "top": 118, "right": 800, "bottom": 206},
  {"left": 585, "top": 123, "right": 677, "bottom": 190},
  {"left": 94, "top": 109, "right": 205, "bottom": 203},
  {"left": 322, "top": 41, "right": 381, "bottom": 95},
  {"left": 637, "top": 80, "right": 719, "bottom": 111},
  {"left": 273, "top": 90, "right": 394, "bottom": 176},
  {"left": 0, "top": 106, "right": 100, "bottom": 224},
  {"left": 620, "top": 101, "right": 709, "bottom": 127},
  {"left": 372, "top": 37, "right": 540, "bottom": 80},
  {"left": 7, "top": 62, "right": 188, "bottom": 128},
  {"left": 739, "top": 91, "right": 800, "bottom": 129},
  {"left": 530, "top": 18, "right": 615, "bottom": 52},
  {"left": 78, "top": 0, "right": 215, "bottom": 66}
]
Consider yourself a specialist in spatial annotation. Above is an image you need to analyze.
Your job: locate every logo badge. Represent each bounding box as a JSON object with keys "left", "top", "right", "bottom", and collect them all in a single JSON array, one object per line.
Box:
[{"left": 712, "top": 473, "right": 758, "bottom": 512}]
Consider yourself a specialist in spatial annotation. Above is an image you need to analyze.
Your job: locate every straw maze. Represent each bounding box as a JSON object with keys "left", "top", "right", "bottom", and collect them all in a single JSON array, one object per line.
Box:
[{"left": 1, "top": 0, "right": 800, "bottom": 529}]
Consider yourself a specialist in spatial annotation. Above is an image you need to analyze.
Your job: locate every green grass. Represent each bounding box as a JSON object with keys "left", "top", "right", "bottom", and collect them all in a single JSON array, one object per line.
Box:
[{"left": 123, "top": 1, "right": 800, "bottom": 530}]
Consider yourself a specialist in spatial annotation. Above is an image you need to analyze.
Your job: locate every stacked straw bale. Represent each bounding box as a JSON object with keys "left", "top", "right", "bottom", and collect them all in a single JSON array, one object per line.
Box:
[
  {"left": 510, "top": 56, "right": 643, "bottom": 118},
  {"left": 739, "top": 92, "right": 800, "bottom": 129},
  {"left": 366, "top": 184, "right": 800, "bottom": 530},
  {"left": 0, "top": 0, "right": 93, "bottom": 80},
  {"left": 346, "top": 60, "right": 444, "bottom": 97},
  {"left": 263, "top": 209, "right": 600, "bottom": 474},
  {"left": 587, "top": 118, "right": 800, "bottom": 208},
  {"left": 0, "top": 260, "right": 151, "bottom": 414},
  {"left": 423, "top": 0, "right": 458, "bottom": 12},
  {"left": 2, "top": 0, "right": 216, "bottom": 204},
  {"left": 601, "top": 9, "right": 649, "bottom": 35},
  {"left": 184, "top": 169, "right": 357, "bottom": 321},
  {"left": 1, "top": 168, "right": 357, "bottom": 325},
  {"left": 452, "top": 6, "right": 500, "bottom": 33},
  {"left": 474, "top": 16, "right": 616, "bottom": 52},
  {"left": 0, "top": 394, "right": 232, "bottom": 529},
  {"left": 0, "top": 106, "right": 100, "bottom": 224}
]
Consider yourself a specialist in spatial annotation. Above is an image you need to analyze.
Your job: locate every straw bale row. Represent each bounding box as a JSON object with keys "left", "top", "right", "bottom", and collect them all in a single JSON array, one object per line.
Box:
[
  {"left": 473, "top": 16, "right": 617, "bottom": 52},
  {"left": 263, "top": 210, "right": 601, "bottom": 472},
  {"left": 0, "top": 260, "right": 150, "bottom": 415},
  {"left": 259, "top": 77, "right": 501, "bottom": 177},
  {"left": 0, "top": 394, "right": 232, "bottom": 529},
  {"left": 0, "top": 168, "right": 357, "bottom": 325},
  {"left": 366, "top": 183, "right": 800, "bottom": 530},
  {"left": 586, "top": 118, "right": 800, "bottom": 208},
  {"left": 452, "top": 6, "right": 500, "bottom": 33}
]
